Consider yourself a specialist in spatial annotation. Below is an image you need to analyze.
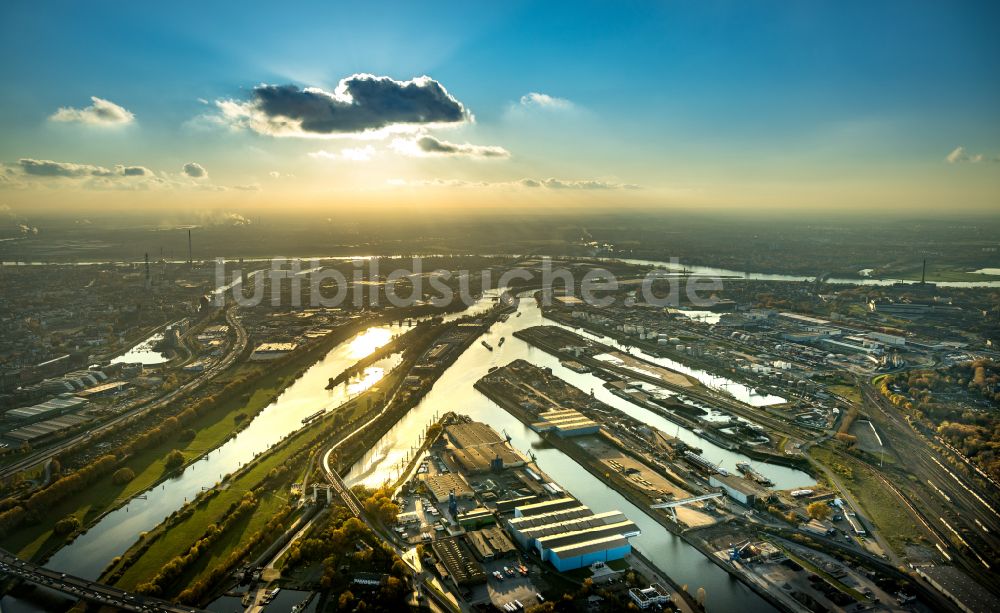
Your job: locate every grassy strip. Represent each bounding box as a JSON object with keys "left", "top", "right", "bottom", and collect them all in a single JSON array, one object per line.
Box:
[{"left": 809, "top": 446, "right": 916, "bottom": 551}]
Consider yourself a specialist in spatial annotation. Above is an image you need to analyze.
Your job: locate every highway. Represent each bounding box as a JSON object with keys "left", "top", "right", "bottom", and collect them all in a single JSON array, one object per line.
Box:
[
  {"left": 0, "top": 547, "right": 207, "bottom": 613},
  {"left": 0, "top": 305, "right": 247, "bottom": 481}
]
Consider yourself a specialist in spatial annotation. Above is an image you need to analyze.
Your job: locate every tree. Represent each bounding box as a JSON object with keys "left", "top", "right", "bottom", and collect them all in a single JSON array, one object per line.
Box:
[
  {"left": 113, "top": 467, "right": 136, "bottom": 485},
  {"left": 165, "top": 449, "right": 185, "bottom": 469},
  {"left": 806, "top": 501, "right": 832, "bottom": 521},
  {"left": 54, "top": 515, "right": 81, "bottom": 536}
]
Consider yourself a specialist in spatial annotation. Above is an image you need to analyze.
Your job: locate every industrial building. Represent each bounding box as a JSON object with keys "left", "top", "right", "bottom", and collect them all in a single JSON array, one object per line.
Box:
[
  {"left": 507, "top": 500, "right": 638, "bottom": 571},
  {"left": 536, "top": 521, "right": 640, "bottom": 561},
  {"left": 5, "top": 413, "right": 91, "bottom": 444},
  {"left": 464, "top": 526, "right": 516, "bottom": 561},
  {"left": 629, "top": 584, "right": 672, "bottom": 609},
  {"left": 430, "top": 537, "right": 487, "bottom": 587},
  {"left": 710, "top": 473, "right": 765, "bottom": 506},
  {"left": 76, "top": 380, "right": 129, "bottom": 398},
  {"left": 513, "top": 497, "right": 580, "bottom": 518},
  {"left": 422, "top": 473, "right": 475, "bottom": 503},
  {"left": 548, "top": 534, "right": 631, "bottom": 572},
  {"left": 4, "top": 395, "right": 86, "bottom": 424},
  {"left": 530, "top": 408, "right": 600, "bottom": 437},
  {"left": 456, "top": 506, "right": 495, "bottom": 529},
  {"left": 249, "top": 342, "right": 298, "bottom": 361},
  {"left": 444, "top": 421, "right": 526, "bottom": 474}
]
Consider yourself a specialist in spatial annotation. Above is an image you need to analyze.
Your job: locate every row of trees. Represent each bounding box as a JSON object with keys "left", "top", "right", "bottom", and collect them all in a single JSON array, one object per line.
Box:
[
  {"left": 176, "top": 503, "right": 293, "bottom": 604},
  {"left": 0, "top": 454, "right": 119, "bottom": 539},
  {"left": 136, "top": 491, "right": 259, "bottom": 596}
]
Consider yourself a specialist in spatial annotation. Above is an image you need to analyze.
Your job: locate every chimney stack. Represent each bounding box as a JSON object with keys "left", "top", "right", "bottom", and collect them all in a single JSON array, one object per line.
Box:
[{"left": 187, "top": 229, "right": 193, "bottom": 267}]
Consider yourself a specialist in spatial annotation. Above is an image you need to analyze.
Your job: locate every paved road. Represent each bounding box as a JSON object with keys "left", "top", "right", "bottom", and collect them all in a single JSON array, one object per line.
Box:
[
  {"left": 0, "top": 547, "right": 207, "bottom": 613},
  {"left": 0, "top": 306, "right": 247, "bottom": 481}
]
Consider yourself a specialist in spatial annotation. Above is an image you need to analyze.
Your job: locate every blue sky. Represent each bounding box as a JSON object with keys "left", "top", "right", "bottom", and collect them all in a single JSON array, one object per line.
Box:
[{"left": 1, "top": 0, "right": 998, "bottom": 213}]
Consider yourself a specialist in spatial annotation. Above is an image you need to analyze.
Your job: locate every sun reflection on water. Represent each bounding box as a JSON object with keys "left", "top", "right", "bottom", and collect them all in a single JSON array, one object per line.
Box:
[{"left": 348, "top": 326, "right": 394, "bottom": 359}]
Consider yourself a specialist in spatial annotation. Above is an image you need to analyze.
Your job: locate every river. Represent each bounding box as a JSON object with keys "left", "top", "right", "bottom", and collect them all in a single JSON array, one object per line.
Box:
[{"left": 608, "top": 257, "right": 1000, "bottom": 288}]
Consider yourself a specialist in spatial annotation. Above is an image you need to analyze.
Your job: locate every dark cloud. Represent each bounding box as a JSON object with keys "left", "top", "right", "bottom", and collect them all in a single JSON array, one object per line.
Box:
[
  {"left": 218, "top": 74, "right": 468, "bottom": 136},
  {"left": 412, "top": 135, "right": 510, "bottom": 158},
  {"left": 183, "top": 162, "right": 208, "bottom": 178},
  {"left": 17, "top": 159, "right": 153, "bottom": 179},
  {"left": 18, "top": 159, "right": 108, "bottom": 177}
]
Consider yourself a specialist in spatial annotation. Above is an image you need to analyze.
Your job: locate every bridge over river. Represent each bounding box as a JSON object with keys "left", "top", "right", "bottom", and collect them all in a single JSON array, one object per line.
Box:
[{"left": 0, "top": 548, "right": 206, "bottom": 613}]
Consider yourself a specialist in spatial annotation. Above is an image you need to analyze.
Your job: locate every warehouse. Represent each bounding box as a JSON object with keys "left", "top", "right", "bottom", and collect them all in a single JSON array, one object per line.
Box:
[
  {"left": 510, "top": 510, "right": 626, "bottom": 552},
  {"left": 709, "top": 473, "right": 764, "bottom": 505},
  {"left": 4, "top": 395, "right": 86, "bottom": 424},
  {"left": 536, "top": 521, "right": 640, "bottom": 561},
  {"left": 513, "top": 497, "right": 579, "bottom": 518},
  {"left": 465, "top": 526, "right": 516, "bottom": 561},
  {"left": 456, "top": 506, "right": 495, "bottom": 529},
  {"left": 445, "top": 422, "right": 526, "bottom": 473},
  {"left": 507, "top": 505, "right": 593, "bottom": 547},
  {"left": 548, "top": 535, "right": 632, "bottom": 572},
  {"left": 531, "top": 408, "right": 600, "bottom": 437},
  {"left": 422, "top": 473, "right": 474, "bottom": 503},
  {"left": 250, "top": 342, "right": 298, "bottom": 361},
  {"left": 5, "top": 413, "right": 91, "bottom": 444},
  {"left": 431, "top": 537, "right": 487, "bottom": 587}
]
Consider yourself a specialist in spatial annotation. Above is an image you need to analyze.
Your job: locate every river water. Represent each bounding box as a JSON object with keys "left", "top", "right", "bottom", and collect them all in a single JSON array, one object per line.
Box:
[
  {"left": 346, "top": 295, "right": 816, "bottom": 612},
  {"left": 110, "top": 332, "right": 169, "bottom": 366},
  {"left": 608, "top": 257, "right": 1000, "bottom": 288}
]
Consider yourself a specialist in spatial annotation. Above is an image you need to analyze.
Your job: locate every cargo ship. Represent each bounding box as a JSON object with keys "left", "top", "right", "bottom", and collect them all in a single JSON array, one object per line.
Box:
[
  {"left": 736, "top": 462, "right": 774, "bottom": 486},
  {"left": 482, "top": 340, "right": 493, "bottom": 351}
]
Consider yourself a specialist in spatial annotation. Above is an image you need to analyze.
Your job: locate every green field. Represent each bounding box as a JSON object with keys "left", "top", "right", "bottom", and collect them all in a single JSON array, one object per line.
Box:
[{"left": 810, "top": 446, "right": 918, "bottom": 551}]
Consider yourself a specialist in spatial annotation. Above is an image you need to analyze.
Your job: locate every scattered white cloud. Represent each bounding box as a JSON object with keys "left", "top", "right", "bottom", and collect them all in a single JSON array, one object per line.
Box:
[
  {"left": 231, "top": 184, "right": 261, "bottom": 191},
  {"left": 946, "top": 146, "right": 997, "bottom": 164},
  {"left": 1, "top": 158, "right": 234, "bottom": 192},
  {"left": 310, "top": 146, "right": 377, "bottom": 162},
  {"left": 182, "top": 162, "right": 208, "bottom": 178},
  {"left": 50, "top": 97, "right": 135, "bottom": 126},
  {"left": 216, "top": 74, "right": 469, "bottom": 138},
  {"left": 528, "top": 177, "right": 639, "bottom": 190},
  {"left": 519, "top": 92, "right": 573, "bottom": 110},
  {"left": 391, "top": 135, "right": 510, "bottom": 159},
  {"left": 387, "top": 177, "right": 638, "bottom": 190}
]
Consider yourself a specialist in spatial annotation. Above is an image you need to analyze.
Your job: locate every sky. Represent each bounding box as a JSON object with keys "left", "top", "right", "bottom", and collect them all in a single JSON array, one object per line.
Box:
[{"left": 0, "top": 0, "right": 998, "bottom": 217}]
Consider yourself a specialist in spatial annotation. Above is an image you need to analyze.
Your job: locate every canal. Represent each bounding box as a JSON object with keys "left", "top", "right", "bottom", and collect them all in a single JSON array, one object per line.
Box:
[{"left": 347, "top": 294, "right": 815, "bottom": 612}]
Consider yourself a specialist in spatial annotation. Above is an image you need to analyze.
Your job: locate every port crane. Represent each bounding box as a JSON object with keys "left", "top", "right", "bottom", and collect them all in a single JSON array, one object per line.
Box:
[{"left": 729, "top": 540, "right": 751, "bottom": 562}]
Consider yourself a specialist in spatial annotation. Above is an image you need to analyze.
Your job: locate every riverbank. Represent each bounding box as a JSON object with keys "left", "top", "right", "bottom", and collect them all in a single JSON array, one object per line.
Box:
[{"left": 475, "top": 375, "right": 794, "bottom": 613}]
